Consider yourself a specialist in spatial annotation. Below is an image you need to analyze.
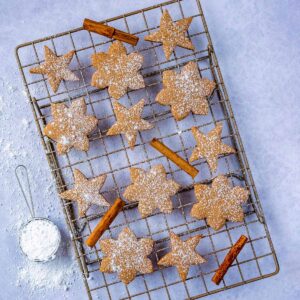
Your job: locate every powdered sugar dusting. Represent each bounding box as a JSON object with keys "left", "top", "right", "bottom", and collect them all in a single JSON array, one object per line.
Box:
[
  {"left": 44, "top": 98, "right": 98, "bottom": 155},
  {"left": 91, "top": 41, "right": 145, "bottom": 99},
  {"left": 29, "top": 46, "right": 78, "bottom": 93},
  {"left": 191, "top": 175, "right": 249, "bottom": 230},
  {"left": 59, "top": 169, "right": 109, "bottom": 217},
  {"left": 100, "top": 227, "right": 153, "bottom": 284},
  {"left": 107, "top": 99, "right": 153, "bottom": 149},
  {"left": 158, "top": 232, "right": 205, "bottom": 281},
  {"left": 144, "top": 10, "right": 194, "bottom": 60},
  {"left": 156, "top": 61, "right": 216, "bottom": 120},
  {"left": 123, "top": 165, "right": 180, "bottom": 218},
  {"left": 190, "top": 123, "right": 235, "bottom": 172}
]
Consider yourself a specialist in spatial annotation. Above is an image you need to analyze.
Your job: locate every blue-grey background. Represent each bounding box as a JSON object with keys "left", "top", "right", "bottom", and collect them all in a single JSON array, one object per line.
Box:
[{"left": 0, "top": 0, "right": 299, "bottom": 299}]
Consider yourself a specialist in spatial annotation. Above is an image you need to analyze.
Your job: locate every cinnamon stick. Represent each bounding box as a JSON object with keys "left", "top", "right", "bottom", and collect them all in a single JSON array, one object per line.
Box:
[
  {"left": 83, "top": 18, "right": 139, "bottom": 46},
  {"left": 85, "top": 198, "right": 125, "bottom": 247},
  {"left": 212, "top": 235, "right": 248, "bottom": 285},
  {"left": 83, "top": 19, "right": 114, "bottom": 38},
  {"left": 150, "top": 138, "right": 199, "bottom": 178}
]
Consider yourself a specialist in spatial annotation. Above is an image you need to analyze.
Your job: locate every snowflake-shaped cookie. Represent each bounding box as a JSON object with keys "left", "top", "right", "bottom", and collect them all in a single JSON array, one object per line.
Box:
[
  {"left": 100, "top": 227, "right": 154, "bottom": 284},
  {"left": 156, "top": 61, "right": 215, "bottom": 120},
  {"left": 43, "top": 98, "right": 98, "bottom": 155},
  {"left": 191, "top": 175, "right": 249, "bottom": 230},
  {"left": 123, "top": 165, "right": 180, "bottom": 217},
  {"left": 91, "top": 41, "right": 145, "bottom": 99}
]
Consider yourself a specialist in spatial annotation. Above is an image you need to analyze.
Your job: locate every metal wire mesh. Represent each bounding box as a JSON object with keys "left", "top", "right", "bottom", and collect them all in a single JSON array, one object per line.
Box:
[{"left": 15, "top": 0, "right": 279, "bottom": 299}]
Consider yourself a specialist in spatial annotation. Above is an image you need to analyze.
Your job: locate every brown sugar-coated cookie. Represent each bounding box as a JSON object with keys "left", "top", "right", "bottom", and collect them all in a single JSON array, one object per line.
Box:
[
  {"left": 190, "top": 122, "right": 235, "bottom": 172},
  {"left": 158, "top": 232, "right": 206, "bottom": 281},
  {"left": 43, "top": 98, "right": 98, "bottom": 155},
  {"left": 144, "top": 10, "right": 194, "bottom": 60},
  {"left": 60, "top": 169, "right": 109, "bottom": 217},
  {"left": 123, "top": 164, "right": 180, "bottom": 218},
  {"left": 91, "top": 41, "right": 145, "bottom": 99},
  {"left": 191, "top": 175, "right": 249, "bottom": 231},
  {"left": 100, "top": 227, "right": 154, "bottom": 284},
  {"left": 106, "top": 99, "right": 153, "bottom": 149},
  {"left": 30, "top": 46, "right": 78, "bottom": 93},
  {"left": 156, "top": 61, "right": 215, "bottom": 121}
]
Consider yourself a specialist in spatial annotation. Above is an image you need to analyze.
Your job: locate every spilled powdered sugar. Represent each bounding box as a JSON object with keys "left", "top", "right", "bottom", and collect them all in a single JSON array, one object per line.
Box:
[
  {"left": 0, "top": 77, "right": 81, "bottom": 298},
  {"left": 16, "top": 255, "right": 79, "bottom": 296}
]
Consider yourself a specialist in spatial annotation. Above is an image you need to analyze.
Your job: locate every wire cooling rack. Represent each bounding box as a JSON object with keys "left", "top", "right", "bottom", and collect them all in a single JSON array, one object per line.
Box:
[{"left": 15, "top": 0, "right": 279, "bottom": 299}]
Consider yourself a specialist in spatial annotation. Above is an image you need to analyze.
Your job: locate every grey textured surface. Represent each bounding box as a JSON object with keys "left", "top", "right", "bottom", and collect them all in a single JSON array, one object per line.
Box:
[{"left": 0, "top": 0, "right": 299, "bottom": 299}]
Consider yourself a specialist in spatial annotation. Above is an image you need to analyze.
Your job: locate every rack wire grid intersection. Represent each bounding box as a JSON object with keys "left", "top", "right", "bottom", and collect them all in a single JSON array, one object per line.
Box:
[{"left": 15, "top": 0, "right": 279, "bottom": 299}]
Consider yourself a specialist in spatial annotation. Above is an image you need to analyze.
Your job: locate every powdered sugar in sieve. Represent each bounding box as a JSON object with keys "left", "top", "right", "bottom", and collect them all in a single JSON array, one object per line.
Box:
[
  {"left": 19, "top": 218, "right": 61, "bottom": 262},
  {"left": 15, "top": 165, "right": 61, "bottom": 262}
]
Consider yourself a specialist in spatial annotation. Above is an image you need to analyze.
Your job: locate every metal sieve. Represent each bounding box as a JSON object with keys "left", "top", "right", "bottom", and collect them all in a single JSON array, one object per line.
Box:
[{"left": 15, "top": 165, "right": 61, "bottom": 262}]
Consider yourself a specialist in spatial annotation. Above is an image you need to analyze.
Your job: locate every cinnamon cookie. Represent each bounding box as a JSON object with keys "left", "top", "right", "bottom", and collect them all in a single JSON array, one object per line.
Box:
[
  {"left": 30, "top": 46, "right": 78, "bottom": 93},
  {"left": 191, "top": 175, "right": 249, "bottom": 231},
  {"left": 144, "top": 10, "right": 194, "bottom": 60},
  {"left": 100, "top": 227, "right": 154, "bottom": 284},
  {"left": 91, "top": 41, "right": 145, "bottom": 99},
  {"left": 156, "top": 61, "right": 215, "bottom": 120},
  {"left": 158, "top": 232, "right": 206, "bottom": 281},
  {"left": 107, "top": 99, "right": 153, "bottom": 149},
  {"left": 190, "top": 123, "right": 235, "bottom": 172},
  {"left": 44, "top": 98, "right": 98, "bottom": 155},
  {"left": 60, "top": 169, "right": 109, "bottom": 217},
  {"left": 123, "top": 164, "right": 180, "bottom": 218}
]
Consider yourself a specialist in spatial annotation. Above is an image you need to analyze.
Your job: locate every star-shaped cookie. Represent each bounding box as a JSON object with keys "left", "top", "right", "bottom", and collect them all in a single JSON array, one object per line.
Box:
[
  {"left": 156, "top": 61, "right": 216, "bottom": 120},
  {"left": 190, "top": 122, "right": 235, "bottom": 172},
  {"left": 191, "top": 175, "right": 249, "bottom": 230},
  {"left": 158, "top": 232, "right": 206, "bottom": 281},
  {"left": 100, "top": 227, "right": 154, "bottom": 284},
  {"left": 60, "top": 169, "right": 109, "bottom": 217},
  {"left": 107, "top": 99, "right": 153, "bottom": 149},
  {"left": 144, "top": 10, "right": 194, "bottom": 60},
  {"left": 30, "top": 46, "right": 78, "bottom": 93},
  {"left": 44, "top": 98, "right": 98, "bottom": 155},
  {"left": 91, "top": 41, "right": 145, "bottom": 99},
  {"left": 123, "top": 165, "right": 180, "bottom": 218}
]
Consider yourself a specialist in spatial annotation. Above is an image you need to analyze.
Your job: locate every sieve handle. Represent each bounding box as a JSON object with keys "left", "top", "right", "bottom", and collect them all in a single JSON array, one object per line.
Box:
[{"left": 15, "top": 165, "right": 35, "bottom": 218}]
